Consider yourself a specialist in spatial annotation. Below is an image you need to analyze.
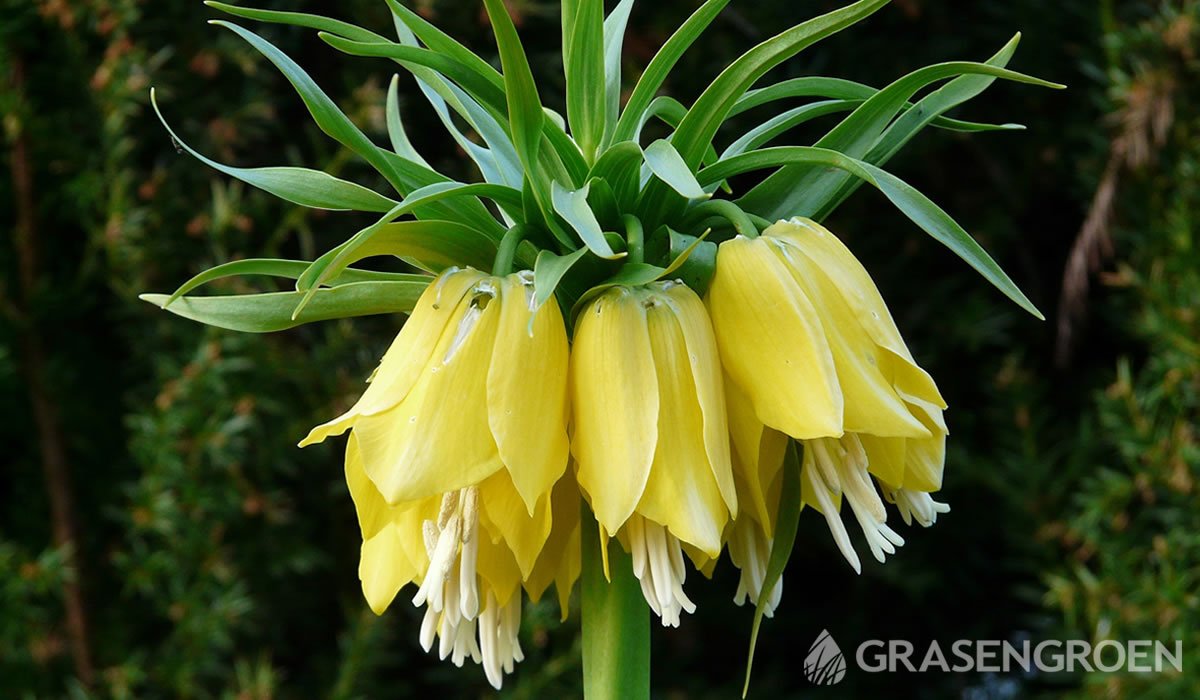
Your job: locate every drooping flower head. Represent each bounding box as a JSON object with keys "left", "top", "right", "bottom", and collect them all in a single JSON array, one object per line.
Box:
[
  {"left": 301, "top": 268, "right": 577, "bottom": 688},
  {"left": 708, "top": 218, "right": 950, "bottom": 572},
  {"left": 571, "top": 281, "right": 738, "bottom": 626}
]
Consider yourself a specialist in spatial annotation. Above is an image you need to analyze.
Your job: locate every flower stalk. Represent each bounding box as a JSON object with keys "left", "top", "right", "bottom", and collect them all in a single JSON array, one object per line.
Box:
[{"left": 581, "top": 509, "right": 650, "bottom": 700}]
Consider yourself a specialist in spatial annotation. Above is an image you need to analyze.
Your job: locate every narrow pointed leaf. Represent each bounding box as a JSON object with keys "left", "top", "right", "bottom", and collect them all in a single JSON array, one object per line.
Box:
[
  {"left": 141, "top": 277, "right": 431, "bottom": 333},
  {"left": 700, "top": 146, "right": 1044, "bottom": 318},
  {"left": 533, "top": 247, "right": 590, "bottom": 311},
  {"left": 152, "top": 90, "right": 396, "bottom": 212},
  {"left": 743, "top": 441, "right": 802, "bottom": 697},
  {"left": 552, "top": 182, "right": 620, "bottom": 258},
  {"left": 601, "top": 0, "right": 636, "bottom": 149},
  {"left": 643, "top": 139, "right": 709, "bottom": 200},
  {"left": 613, "top": 0, "right": 729, "bottom": 143},
  {"left": 166, "top": 258, "right": 420, "bottom": 306},
  {"left": 565, "top": 0, "right": 606, "bottom": 160},
  {"left": 385, "top": 75, "right": 430, "bottom": 166}
]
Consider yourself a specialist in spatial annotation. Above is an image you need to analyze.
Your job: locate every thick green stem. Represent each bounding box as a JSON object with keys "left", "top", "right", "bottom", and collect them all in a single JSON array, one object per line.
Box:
[
  {"left": 581, "top": 508, "right": 650, "bottom": 700},
  {"left": 682, "top": 199, "right": 759, "bottom": 238},
  {"left": 492, "top": 224, "right": 531, "bottom": 275}
]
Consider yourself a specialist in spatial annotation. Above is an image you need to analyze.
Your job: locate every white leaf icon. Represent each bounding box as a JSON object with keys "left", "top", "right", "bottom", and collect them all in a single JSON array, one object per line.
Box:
[{"left": 803, "top": 629, "right": 847, "bottom": 685}]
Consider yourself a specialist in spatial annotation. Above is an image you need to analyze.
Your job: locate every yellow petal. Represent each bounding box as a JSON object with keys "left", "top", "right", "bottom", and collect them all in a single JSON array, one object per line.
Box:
[
  {"left": 345, "top": 434, "right": 391, "bottom": 540},
  {"left": 772, "top": 219, "right": 946, "bottom": 409},
  {"left": 726, "top": 376, "right": 787, "bottom": 532},
  {"left": 475, "top": 531, "right": 523, "bottom": 607},
  {"left": 571, "top": 287, "right": 658, "bottom": 536},
  {"left": 354, "top": 286, "right": 504, "bottom": 503},
  {"left": 478, "top": 469, "right": 553, "bottom": 579},
  {"left": 635, "top": 294, "right": 729, "bottom": 558},
  {"left": 707, "top": 236, "right": 843, "bottom": 440},
  {"left": 859, "top": 433, "right": 907, "bottom": 488},
  {"left": 525, "top": 473, "right": 582, "bottom": 621},
  {"left": 488, "top": 274, "right": 571, "bottom": 514},
  {"left": 661, "top": 283, "right": 738, "bottom": 517},
  {"left": 901, "top": 398, "right": 947, "bottom": 491},
  {"left": 300, "top": 268, "right": 484, "bottom": 446},
  {"left": 359, "top": 522, "right": 418, "bottom": 615},
  {"left": 770, "top": 237, "right": 930, "bottom": 439}
]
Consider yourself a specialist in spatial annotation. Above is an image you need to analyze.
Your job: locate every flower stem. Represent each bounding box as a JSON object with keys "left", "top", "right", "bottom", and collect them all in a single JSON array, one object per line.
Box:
[
  {"left": 492, "top": 224, "right": 531, "bottom": 275},
  {"left": 581, "top": 507, "right": 650, "bottom": 700},
  {"left": 681, "top": 199, "right": 759, "bottom": 238}
]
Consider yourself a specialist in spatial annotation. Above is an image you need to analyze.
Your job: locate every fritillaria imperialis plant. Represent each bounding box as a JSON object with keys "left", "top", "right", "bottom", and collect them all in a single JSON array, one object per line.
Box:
[{"left": 143, "top": 0, "right": 1059, "bottom": 694}]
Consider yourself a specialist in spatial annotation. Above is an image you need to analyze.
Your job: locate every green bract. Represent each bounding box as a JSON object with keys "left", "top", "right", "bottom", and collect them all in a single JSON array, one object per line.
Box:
[{"left": 143, "top": 0, "right": 1061, "bottom": 331}]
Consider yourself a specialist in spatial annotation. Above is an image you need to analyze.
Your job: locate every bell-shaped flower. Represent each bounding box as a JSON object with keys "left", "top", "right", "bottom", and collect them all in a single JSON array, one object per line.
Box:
[
  {"left": 706, "top": 217, "right": 944, "bottom": 441},
  {"left": 301, "top": 267, "right": 570, "bottom": 515},
  {"left": 708, "top": 218, "right": 950, "bottom": 574},
  {"left": 302, "top": 267, "right": 573, "bottom": 688},
  {"left": 571, "top": 281, "right": 738, "bottom": 626}
]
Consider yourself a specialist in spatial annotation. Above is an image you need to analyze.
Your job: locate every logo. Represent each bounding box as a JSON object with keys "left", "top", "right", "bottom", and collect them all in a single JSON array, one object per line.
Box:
[{"left": 804, "top": 630, "right": 847, "bottom": 685}]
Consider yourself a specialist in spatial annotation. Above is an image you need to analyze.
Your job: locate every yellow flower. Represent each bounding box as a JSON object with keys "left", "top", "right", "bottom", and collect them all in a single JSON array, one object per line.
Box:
[
  {"left": 301, "top": 267, "right": 570, "bottom": 514},
  {"left": 302, "top": 267, "right": 574, "bottom": 688},
  {"left": 570, "top": 281, "right": 737, "bottom": 626},
  {"left": 707, "top": 218, "right": 950, "bottom": 573},
  {"left": 706, "top": 218, "right": 943, "bottom": 441}
]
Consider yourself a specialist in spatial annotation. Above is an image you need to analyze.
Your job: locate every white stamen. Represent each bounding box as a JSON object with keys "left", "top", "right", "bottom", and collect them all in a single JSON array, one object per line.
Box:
[
  {"left": 883, "top": 485, "right": 951, "bottom": 527},
  {"left": 727, "top": 517, "right": 783, "bottom": 617},
  {"left": 478, "top": 590, "right": 523, "bottom": 690},
  {"left": 626, "top": 517, "right": 696, "bottom": 627},
  {"left": 810, "top": 436, "right": 914, "bottom": 571}
]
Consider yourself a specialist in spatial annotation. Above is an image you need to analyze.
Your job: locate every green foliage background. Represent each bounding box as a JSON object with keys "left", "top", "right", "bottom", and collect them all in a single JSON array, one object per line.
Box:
[{"left": 1, "top": 1, "right": 1196, "bottom": 697}]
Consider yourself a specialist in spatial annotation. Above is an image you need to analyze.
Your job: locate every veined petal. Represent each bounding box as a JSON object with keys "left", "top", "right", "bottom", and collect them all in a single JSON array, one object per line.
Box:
[
  {"left": 774, "top": 219, "right": 946, "bottom": 409},
  {"left": 345, "top": 434, "right": 392, "bottom": 540},
  {"left": 661, "top": 282, "right": 738, "bottom": 517},
  {"left": 300, "top": 268, "right": 483, "bottom": 446},
  {"left": 488, "top": 273, "right": 571, "bottom": 514},
  {"left": 706, "top": 236, "right": 843, "bottom": 440},
  {"left": 478, "top": 468, "right": 553, "bottom": 579},
  {"left": 355, "top": 285, "right": 504, "bottom": 504},
  {"left": 771, "top": 238, "right": 930, "bottom": 439},
  {"left": 636, "top": 294, "right": 728, "bottom": 558},
  {"left": 572, "top": 288, "right": 658, "bottom": 536},
  {"left": 359, "top": 522, "right": 419, "bottom": 615}
]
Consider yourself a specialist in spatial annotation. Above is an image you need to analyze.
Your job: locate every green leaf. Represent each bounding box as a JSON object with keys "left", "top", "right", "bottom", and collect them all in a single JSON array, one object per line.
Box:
[
  {"left": 552, "top": 181, "right": 620, "bottom": 259},
  {"left": 141, "top": 277, "right": 431, "bottom": 333},
  {"left": 739, "top": 45, "right": 1061, "bottom": 218},
  {"left": 384, "top": 0, "right": 503, "bottom": 90},
  {"left": 203, "top": 1, "right": 387, "bottom": 42},
  {"left": 589, "top": 141, "right": 647, "bottom": 212},
  {"left": 165, "top": 258, "right": 419, "bottom": 306},
  {"left": 664, "top": 229, "right": 718, "bottom": 295},
  {"left": 581, "top": 509, "right": 650, "bottom": 700},
  {"left": 296, "top": 181, "right": 519, "bottom": 296},
  {"left": 151, "top": 90, "right": 397, "bottom": 212},
  {"left": 317, "top": 34, "right": 509, "bottom": 115},
  {"left": 564, "top": 0, "right": 606, "bottom": 161},
  {"left": 671, "top": 0, "right": 890, "bottom": 168},
  {"left": 482, "top": 0, "right": 546, "bottom": 185},
  {"left": 533, "top": 247, "right": 590, "bottom": 311},
  {"left": 612, "top": 0, "right": 729, "bottom": 143},
  {"left": 699, "top": 146, "right": 1044, "bottom": 319},
  {"left": 601, "top": 0, "right": 636, "bottom": 150},
  {"left": 743, "top": 441, "right": 802, "bottom": 697},
  {"left": 722, "top": 99, "right": 858, "bottom": 158},
  {"left": 642, "top": 139, "right": 709, "bottom": 200},
  {"left": 567, "top": 230, "right": 707, "bottom": 320},
  {"left": 385, "top": 75, "right": 430, "bottom": 166}
]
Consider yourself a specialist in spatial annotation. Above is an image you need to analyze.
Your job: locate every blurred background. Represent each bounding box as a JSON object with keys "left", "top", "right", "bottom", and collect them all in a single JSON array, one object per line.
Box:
[{"left": 1, "top": 0, "right": 1197, "bottom": 697}]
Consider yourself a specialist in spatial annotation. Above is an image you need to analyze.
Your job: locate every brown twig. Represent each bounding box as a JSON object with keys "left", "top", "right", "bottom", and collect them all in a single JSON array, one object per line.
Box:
[{"left": 7, "top": 54, "right": 95, "bottom": 687}]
